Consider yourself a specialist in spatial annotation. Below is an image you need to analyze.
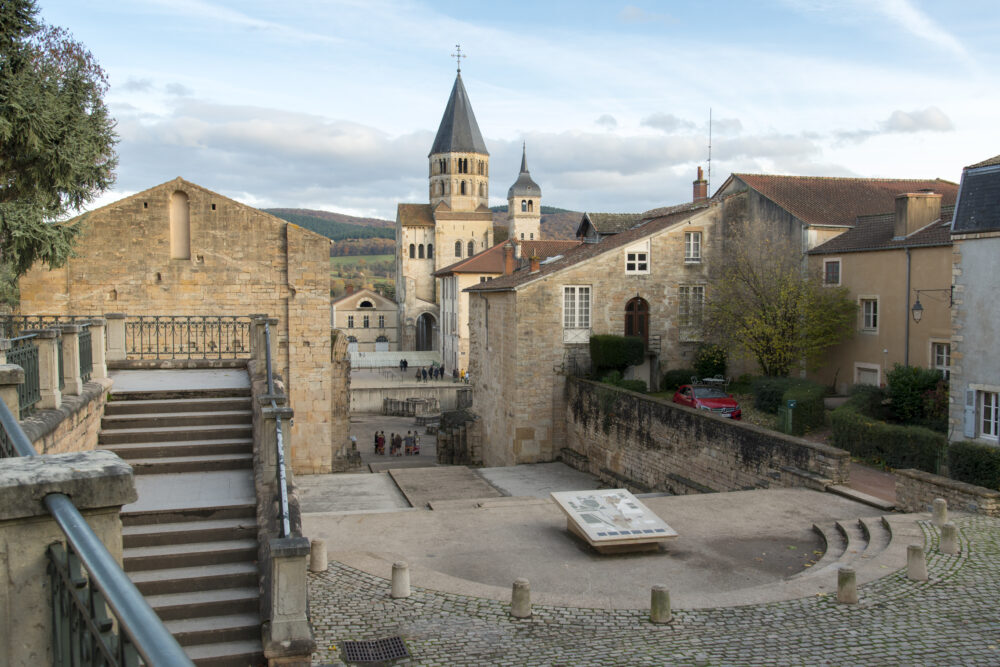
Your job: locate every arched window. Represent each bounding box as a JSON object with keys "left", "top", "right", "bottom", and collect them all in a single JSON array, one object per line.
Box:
[
  {"left": 461, "top": 181, "right": 466, "bottom": 195},
  {"left": 427, "top": 243, "right": 434, "bottom": 259},
  {"left": 409, "top": 244, "right": 415, "bottom": 259},
  {"left": 347, "top": 336, "right": 357, "bottom": 343},
  {"left": 455, "top": 241, "right": 462, "bottom": 257},
  {"left": 359, "top": 300, "right": 374, "bottom": 309},
  {"left": 528, "top": 200, "right": 534, "bottom": 212},
  {"left": 625, "top": 297, "right": 650, "bottom": 345},
  {"left": 467, "top": 241, "right": 475, "bottom": 257},
  {"left": 169, "top": 191, "right": 191, "bottom": 259},
  {"left": 418, "top": 244, "right": 425, "bottom": 259},
  {"left": 479, "top": 183, "right": 484, "bottom": 197},
  {"left": 521, "top": 200, "right": 527, "bottom": 212},
  {"left": 376, "top": 335, "right": 388, "bottom": 343}
]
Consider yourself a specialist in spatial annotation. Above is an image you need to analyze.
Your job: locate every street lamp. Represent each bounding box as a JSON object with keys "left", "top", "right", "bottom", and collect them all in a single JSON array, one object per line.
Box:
[
  {"left": 911, "top": 287, "right": 953, "bottom": 324},
  {"left": 911, "top": 298, "right": 924, "bottom": 323}
]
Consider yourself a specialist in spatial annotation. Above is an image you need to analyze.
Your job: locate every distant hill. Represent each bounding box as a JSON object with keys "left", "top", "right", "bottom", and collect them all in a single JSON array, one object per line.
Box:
[
  {"left": 490, "top": 206, "right": 582, "bottom": 240},
  {"left": 264, "top": 208, "right": 395, "bottom": 243},
  {"left": 265, "top": 208, "right": 393, "bottom": 228}
]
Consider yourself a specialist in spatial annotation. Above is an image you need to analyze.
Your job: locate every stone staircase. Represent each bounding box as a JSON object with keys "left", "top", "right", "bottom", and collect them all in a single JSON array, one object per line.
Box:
[{"left": 100, "top": 385, "right": 264, "bottom": 666}]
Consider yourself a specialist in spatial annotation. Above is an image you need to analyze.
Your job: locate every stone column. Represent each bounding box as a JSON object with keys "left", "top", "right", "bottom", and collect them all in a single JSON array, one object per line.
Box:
[
  {"left": 259, "top": 400, "right": 293, "bottom": 485},
  {"left": 25, "top": 329, "right": 62, "bottom": 410},
  {"left": 87, "top": 318, "right": 108, "bottom": 381},
  {"left": 0, "top": 338, "right": 9, "bottom": 365},
  {"left": 263, "top": 536, "right": 315, "bottom": 663},
  {"left": 59, "top": 324, "right": 84, "bottom": 396},
  {"left": 0, "top": 450, "right": 136, "bottom": 666},
  {"left": 251, "top": 316, "right": 278, "bottom": 382},
  {"left": 0, "top": 364, "right": 24, "bottom": 417},
  {"left": 103, "top": 313, "right": 126, "bottom": 362}
]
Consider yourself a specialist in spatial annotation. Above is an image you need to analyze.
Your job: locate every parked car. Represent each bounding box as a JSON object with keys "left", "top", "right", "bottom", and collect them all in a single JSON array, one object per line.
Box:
[{"left": 672, "top": 384, "right": 742, "bottom": 420}]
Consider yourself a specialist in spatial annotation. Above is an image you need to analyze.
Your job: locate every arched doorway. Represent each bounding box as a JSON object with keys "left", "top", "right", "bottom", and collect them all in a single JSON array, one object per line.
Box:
[
  {"left": 625, "top": 297, "right": 649, "bottom": 346},
  {"left": 415, "top": 312, "right": 438, "bottom": 351}
]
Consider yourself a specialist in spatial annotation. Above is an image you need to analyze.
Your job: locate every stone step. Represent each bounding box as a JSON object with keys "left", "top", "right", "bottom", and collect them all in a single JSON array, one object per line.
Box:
[
  {"left": 831, "top": 519, "right": 868, "bottom": 568},
  {"left": 129, "top": 562, "right": 258, "bottom": 596},
  {"left": 104, "top": 396, "right": 252, "bottom": 416},
  {"left": 165, "top": 613, "right": 261, "bottom": 648},
  {"left": 856, "top": 516, "right": 892, "bottom": 562},
  {"left": 104, "top": 438, "right": 253, "bottom": 460},
  {"left": 789, "top": 522, "right": 846, "bottom": 581},
  {"left": 144, "top": 587, "right": 259, "bottom": 621},
  {"left": 826, "top": 484, "right": 896, "bottom": 511},
  {"left": 124, "top": 539, "right": 257, "bottom": 572},
  {"left": 101, "top": 410, "right": 252, "bottom": 430},
  {"left": 127, "top": 453, "right": 253, "bottom": 475},
  {"left": 184, "top": 639, "right": 265, "bottom": 667},
  {"left": 122, "top": 502, "right": 256, "bottom": 527},
  {"left": 124, "top": 517, "right": 256, "bottom": 548},
  {"left": 110, "top": 388, "right": 251, "bottom": 402},
  {"left": 98, "top": 423, "right": 252, "bottom": 445}
]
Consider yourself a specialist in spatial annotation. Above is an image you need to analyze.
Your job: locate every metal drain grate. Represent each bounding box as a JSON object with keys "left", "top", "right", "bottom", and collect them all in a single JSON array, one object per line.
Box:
[{"left": 342, "top": 636, "right": 409, "bottom": 663}]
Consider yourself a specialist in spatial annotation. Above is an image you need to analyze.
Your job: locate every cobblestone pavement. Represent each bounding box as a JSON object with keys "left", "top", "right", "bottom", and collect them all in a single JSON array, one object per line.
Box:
[{"left": 309, "top": 515, "right": 1000, "bottom": 665}]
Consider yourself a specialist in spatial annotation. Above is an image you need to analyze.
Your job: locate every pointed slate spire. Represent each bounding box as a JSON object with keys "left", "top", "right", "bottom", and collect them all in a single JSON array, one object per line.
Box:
[
  {"left": 429, "top": 73, "right": 489, "bottom": 156},
  {"left": 508, "top": 143, "right": 541, "bottom": 199}
]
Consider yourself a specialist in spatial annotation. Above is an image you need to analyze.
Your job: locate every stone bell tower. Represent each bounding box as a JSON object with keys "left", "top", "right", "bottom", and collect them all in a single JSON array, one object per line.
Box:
[{"left": 507, "top": 143, "right": 542, "bottom": 241}]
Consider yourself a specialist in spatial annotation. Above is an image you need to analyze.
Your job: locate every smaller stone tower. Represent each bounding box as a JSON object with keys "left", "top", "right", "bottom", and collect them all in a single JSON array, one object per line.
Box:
[{"left": 507, "top": 144, "right": 542, "bottom": 241}]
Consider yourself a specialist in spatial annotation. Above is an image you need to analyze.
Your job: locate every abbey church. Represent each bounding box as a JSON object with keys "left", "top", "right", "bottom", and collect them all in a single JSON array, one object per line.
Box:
[{"left": 395, "top": 69, "right": 543, "bottom": 353}]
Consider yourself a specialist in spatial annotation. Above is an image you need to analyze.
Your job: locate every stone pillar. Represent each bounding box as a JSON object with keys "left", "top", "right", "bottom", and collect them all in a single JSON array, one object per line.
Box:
[
  {"left": 391, "top": 561, "right": 410, "bottom": 599},
  {"left": 932, "top": 498, "right": 948, "bottom": 527},
  {"left": 510, "top": 578, "right": 531, "bottom": 618},
  {"left": 259, "top": 400, "right": 293, "bottom": 485},
  {"left": 309, "top": 539, "right": 327, "bottom": 573},
  {"left": 0, "top": 364, "right": 24, "bottom": 418},
  {"left": 837, "top": 568, "right": 858, "bottom": 604},
  {"left": 87, "top": 318, "right": 108, "bottom": 381},
  {"left": 0, "top": 450, "right": 136, "bottom": 667},
  {"left": 907, "top": 545, "right": 928, "bottom": 581},
  {"left": 940, "top": 523, "right": 959, "bottom": 555},
  {"left": 59, "top": 324, "right": 84, "bottom": 396},
  {"left": 251, "top": 316, "right": 278, "bottom": 382},
  {"left": 103, "top": 313, "right": 126, "bottom": 362},
  {"left": 263, "top": 536, "right": 315, "bottom": 663},
  {"left": 26, "top": 329, "right": 62, "bottom": 410},
  {"left": 0, "top": 338, "right": 9, "bottom": 365},
  {"left": 650, "top": 584, "right": 671, "bottom": 623}
]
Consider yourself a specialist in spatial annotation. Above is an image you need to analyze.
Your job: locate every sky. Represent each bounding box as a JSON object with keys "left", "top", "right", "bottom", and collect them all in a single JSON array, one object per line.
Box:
[{"left": 39, "top": 0, "right": 1000, "bottom": 220}]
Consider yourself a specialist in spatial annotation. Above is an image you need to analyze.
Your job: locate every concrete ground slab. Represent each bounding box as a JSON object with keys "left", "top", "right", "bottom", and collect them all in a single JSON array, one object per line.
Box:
[
  {"left": 477, "top": 462, "right": 602, "bottom": 498},
  {"left": 296, "top": 472, "right": 410, "bottom": 514},
  {"left": 387, "top": 466, "right": 502, "bottom": 508},
  {"left": 126, "top": 470, "right": 254, "bottom": 513},
  {"left": 302, "top": 487, "right": 885, "bottom": 610},
  {"left": 109, "top": 369, "right": 250, "bottom": 393}
]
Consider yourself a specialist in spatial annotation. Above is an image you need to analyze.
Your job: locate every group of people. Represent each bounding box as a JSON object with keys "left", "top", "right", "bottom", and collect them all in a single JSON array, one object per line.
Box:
[
  {"left": 373, "top": 430, "right": 420, "bottom": 456},
  {"left": 414, "top": 365, "right": 447, "bottom": 382}
]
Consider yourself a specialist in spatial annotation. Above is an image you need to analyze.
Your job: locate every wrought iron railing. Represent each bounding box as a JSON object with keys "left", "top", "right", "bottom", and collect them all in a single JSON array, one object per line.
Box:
[
  {"left": 79, "top": 326, "right": 93, "bottom": 383},
  {"left": 124, "top": 316, "right": 252, "bottom": 360},
  {"left": 0, "top": 315, "right": 93, "bottom": 338},
  {"left": 0, "top": 399, "right": 192, "bottom": 666},
  {"left": 9, "top": 335, "right": 41, "bottom": 418}
]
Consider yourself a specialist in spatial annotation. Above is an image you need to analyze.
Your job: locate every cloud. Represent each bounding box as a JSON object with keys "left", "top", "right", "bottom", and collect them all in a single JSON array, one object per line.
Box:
[
  {"left": 165, "top": 83, "right": 193, "bottom": 97},
  {"left": 595, "top": 114, "right": 617, "bottom": 130},
  {"left": 871, "top": 0, "right": 971, "bottom": 63},
  {"left": 119, "top": 77, "right": 153, "bottom": 92},
  {"left": 641, "top": 113, "right": 695, "bottom": 133},
  {"left": 618, "top": 5, "right": 673, "bottom": 24},
  {"left": 144, "top": 0, "right": 339, "bottom": 44},
  {"left": 712, "top": 117, "right": 743, "bottom": 135},
  {"left": 836, "top": 106, "right": 954, "bottom": 143}
]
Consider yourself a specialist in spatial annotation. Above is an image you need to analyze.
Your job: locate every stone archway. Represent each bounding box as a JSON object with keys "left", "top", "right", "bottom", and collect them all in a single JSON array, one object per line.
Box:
[{"left": 415, "top": 312, "right": 438, "bottom": 351}]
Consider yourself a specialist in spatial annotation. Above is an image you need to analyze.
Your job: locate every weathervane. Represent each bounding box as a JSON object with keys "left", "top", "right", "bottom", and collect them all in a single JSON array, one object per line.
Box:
[{"left": 452, "top": 44, "right": 466, "bottom": 73}]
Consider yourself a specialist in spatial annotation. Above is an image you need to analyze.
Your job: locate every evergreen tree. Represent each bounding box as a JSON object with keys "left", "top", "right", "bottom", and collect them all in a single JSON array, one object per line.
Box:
[{"left": 0, "top": 0, "right": 117, "bottom": 306}]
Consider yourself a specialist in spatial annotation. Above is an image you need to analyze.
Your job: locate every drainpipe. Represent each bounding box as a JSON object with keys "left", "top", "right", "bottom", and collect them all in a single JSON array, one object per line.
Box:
[{"left": 904, "top": 247, "right": 911, "bottom": 367}]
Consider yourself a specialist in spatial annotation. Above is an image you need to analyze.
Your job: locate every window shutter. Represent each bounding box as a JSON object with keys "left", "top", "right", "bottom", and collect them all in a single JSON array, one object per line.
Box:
[{"left": 964, "top": 389, "right": 977, "bottom": 438}]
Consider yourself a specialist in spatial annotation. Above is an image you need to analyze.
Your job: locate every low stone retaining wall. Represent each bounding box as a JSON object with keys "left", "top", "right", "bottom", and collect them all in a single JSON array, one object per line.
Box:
[
  {"left": 564, "top": 378, "right": 850, "bottom": 495},
  {"left": 20, "top": 378, "right": 113, "bottom": 455},
  {"left": 894, "top": 468, "right": 1000, "bottom": 517},
  {"left": 351, "top": 385, "right": 462, "bottom": 413},
  {"left": 382, "top": 397, "right": 439, "bottom": 417}
]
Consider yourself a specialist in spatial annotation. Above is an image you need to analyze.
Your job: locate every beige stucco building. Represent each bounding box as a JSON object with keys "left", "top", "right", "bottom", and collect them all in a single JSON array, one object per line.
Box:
[
  {"left": 17, "top": 177, "right": 349, "bottom": 474},
  {"left": 331, "top": 288, "right": 399, "bottom": 353}
]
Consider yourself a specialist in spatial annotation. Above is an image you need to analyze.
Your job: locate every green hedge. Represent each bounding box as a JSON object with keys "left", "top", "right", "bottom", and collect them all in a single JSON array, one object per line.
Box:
[
  {"left": 948, "top": 441, "right": 1000, "bottom": 490},
  {"left": 830, "top": 406, "right": 945, "bottom": 473},
  {"left": 590, "top": 335, "right": 645, "bottom": 374},
  {"left": 753, "top": 377, "right": 794, "bottom": 413},
  {"left": 601, "top": 370, "right": 646, "bottom": 394},
  {"left": 694, "top": 344, "right": 727, "bottom": 379},
  {"left": 660, "top": 368, "right": 696, "bottom": 392},
  {"left": 782, "top": 382, "right": 826, "bottom": 435}
]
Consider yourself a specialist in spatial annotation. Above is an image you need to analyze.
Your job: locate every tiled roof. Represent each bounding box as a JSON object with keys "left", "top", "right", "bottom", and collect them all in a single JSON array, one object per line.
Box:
[
  {"left": 581, "top": 213, "right": 644, "bottom": 235},
  {"left": 429, "top": 73, "right": 489, "bottom": 156},
  {"left": 641, "top": 200, "right": 712, "bottom": 219},
  {"left": 729, "top": 174, "right": 959, "bottom": 228},
  {"left": 809, "top": 206, "right": 954, "bottom": 254},
  {"left": 966, "top": 155, "right": 1000, "bottom": 169},
  {"left": 397, "top": 203, "right": 434, "bottom": 227},
  {"left": 468, "top": 203, "right": 709, "bottom": 292},
  {"left": 434, "top": 239, "right": 580, "bottom": 276},
  {"left": 952, "top": 161, "right": 1000, "bottom": 234}
]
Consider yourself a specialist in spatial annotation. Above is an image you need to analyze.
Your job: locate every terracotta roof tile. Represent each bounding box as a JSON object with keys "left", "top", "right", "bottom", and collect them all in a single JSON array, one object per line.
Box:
[
  {"left": 730, "top": 174, "right": 958, "bottom": 228},
  {"left": 397, "top": 203, "right": 434, "bottom": 227},
  {"left": 434, "top": 239, "right": 580, "bottom": 276},
  {"left": 581, "top": 213, "right": 644, "bottom": 234},
  {"left": 966, "top": 155, "right": 1000, "bottom": 169},
  {"left": 809, "top": 206, "right": 954, "bottom": 254}
]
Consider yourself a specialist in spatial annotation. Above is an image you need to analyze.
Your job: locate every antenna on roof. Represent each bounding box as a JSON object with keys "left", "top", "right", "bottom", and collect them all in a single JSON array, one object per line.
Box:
[
  {"left": 707, "top": 107, "right": 712, "bottom": 195},
  {"left": 452, "top": 44, "right": 466, "bottom": 73}
]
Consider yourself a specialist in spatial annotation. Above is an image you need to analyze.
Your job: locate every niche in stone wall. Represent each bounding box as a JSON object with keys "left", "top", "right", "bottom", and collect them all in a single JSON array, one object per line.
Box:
[{"left": 170, "top": 190, "right": 191, "bottom": 259}]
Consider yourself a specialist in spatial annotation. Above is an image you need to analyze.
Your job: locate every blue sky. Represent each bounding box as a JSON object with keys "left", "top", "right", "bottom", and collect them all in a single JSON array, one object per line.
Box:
[{"left": 40, "top": 0, "right": 1000, "bottom": 220}]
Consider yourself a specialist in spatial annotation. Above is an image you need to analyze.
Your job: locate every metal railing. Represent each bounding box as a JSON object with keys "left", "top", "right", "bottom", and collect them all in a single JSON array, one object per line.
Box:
[
  {"left": 0, "top": 315, "right": 93, "bottom": 338},
  {"left": 125, "top": 316, "right": 252, "bottom": 360},
  {"left": 9, "top": 335, "right": 41, "bottom": 418},
  {"left": 264, "top": 321, "right": 291, "bottom": 538},
  {"left": 0, "top": 400, "right": 192, "bottom": 666},
  {"left": 79, "top": 326, "right": 93, "bottom": 383}
]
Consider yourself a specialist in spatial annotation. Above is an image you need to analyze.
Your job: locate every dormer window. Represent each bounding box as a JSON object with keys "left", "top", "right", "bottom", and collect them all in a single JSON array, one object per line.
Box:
[{"left": 359, "top": 300, "right": 374, "bottom": 309}]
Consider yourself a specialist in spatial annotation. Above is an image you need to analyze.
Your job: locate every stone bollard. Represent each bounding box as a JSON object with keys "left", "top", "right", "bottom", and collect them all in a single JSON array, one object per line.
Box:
[
  {"left": 309, "top": 539, "right": 327, "bottom": 573},
  {"left": 391, "top": 561, "right": 410, "bottom": 599},
  {"left": 650, "top": 584, "right": 672, "bottom": 623},
  {"left": 907, "top": 545, "right": 928, "bottom": 581},
  {"left": 940, "top": 523, "right": 959, "bottom": 555},
  {"left": 510, "top": 578, "right": 531, "bottom": 618},
  {"left": 837, "top": 568, "right": 858, "bottom": 604},
  {"left": 932, "top": 498, "right": 948, "bottom": 527}
]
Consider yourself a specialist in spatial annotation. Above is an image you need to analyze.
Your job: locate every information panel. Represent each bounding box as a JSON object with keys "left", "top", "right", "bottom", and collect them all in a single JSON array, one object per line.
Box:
[{"left": 550, "top": 489, "right": 677, "bottom": 553}]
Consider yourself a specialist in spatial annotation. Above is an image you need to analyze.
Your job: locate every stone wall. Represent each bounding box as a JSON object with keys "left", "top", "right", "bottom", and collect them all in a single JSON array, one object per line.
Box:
[
  {"left": 564, "top": 378, "right": 849, "bottom": 494},
  {"left": 894, "top": 468, "right": 1000, "bottom": 517},
  {"left": 20, "top": 378, "right": 112, "bottom": 455},
  {"left": 351, "top": 384, "right": 463, "bottom": 413}
]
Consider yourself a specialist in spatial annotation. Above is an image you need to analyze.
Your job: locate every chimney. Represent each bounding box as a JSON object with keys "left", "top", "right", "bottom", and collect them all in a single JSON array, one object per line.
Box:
[
  {"left": 529, "top": 254, "right": 540, "bottom": 273},
  {"left": 503, "top": 241, "right": 515, "bottom": 275},
  {"left": 514, "top": 240, "right": 522, "bottom": 260},
  {"left": 693, "top": 166, "right": 708, "bottom": 202},
  {"left": 894, "top": 191, "right": 942, "bottom": 238},
  {"left": 345, "top": 284, "right": 355, "bottom": 295}
]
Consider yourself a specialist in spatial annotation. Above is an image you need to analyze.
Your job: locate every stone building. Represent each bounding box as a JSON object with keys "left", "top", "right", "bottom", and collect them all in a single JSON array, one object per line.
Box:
[
  {"left": 807, "top": 192, "right": 955, "bottom": 393},
  {"left": 331, "top": 287, "right": 399, "bottom": 353},
  {"left": 506, "top": 145, "right": 542, "bottom": 242},
  {"left": 465, "top": 200, "right": 720, "bottom": 467},
  {"left": 948, "top": 155, "right": 1000, "bottom": 443},
  {"left": 18, "top": 177, "right": 349, "bottom": 474}
]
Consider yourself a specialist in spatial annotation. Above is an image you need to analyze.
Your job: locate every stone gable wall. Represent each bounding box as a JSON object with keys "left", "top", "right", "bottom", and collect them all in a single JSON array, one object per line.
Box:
[{"left": 563, "top": 378, "right": 849, "bottom": 494}]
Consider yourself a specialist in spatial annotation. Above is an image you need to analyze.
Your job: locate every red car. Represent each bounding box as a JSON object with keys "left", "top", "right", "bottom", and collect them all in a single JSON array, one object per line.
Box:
[{"left": 672, "top": 384, "right": 742, "bottom": 420}]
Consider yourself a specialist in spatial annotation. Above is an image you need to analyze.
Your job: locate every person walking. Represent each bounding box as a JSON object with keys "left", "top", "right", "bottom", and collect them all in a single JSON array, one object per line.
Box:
[
  {"left": 415, "top": 369, "right": 421, "bottom": 383},
  {"left": 404, "top": 431, "right": 413, "bottom": 455},
  {"left": 413, "top": 432, "right": 421, "bottom": 456},
  {"left": 374, "top": 431, "right": 379, "bottom": 453},
  {"left": 422, "top": 367, "right": 428, "bottom": 382}
]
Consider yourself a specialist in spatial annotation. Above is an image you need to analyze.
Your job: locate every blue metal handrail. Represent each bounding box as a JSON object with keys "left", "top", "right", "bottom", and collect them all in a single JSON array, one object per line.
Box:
[
  {"left": 263, "top": 321, "right": 291, "bottom": 538},
  {"left": 0, "top": 399, "right": 193, "bottom": 665}
]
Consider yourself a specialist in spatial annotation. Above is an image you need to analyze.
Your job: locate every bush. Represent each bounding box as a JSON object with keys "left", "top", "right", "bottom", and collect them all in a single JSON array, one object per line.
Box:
[
  {"left": 752, "top": 377, "right": 794, "bottom": 414},
  {"left": 782, "top": 381, "right": 826, "bottom": 435},
  {"left": 600, "top": 370, "right": 646, "bottom": 394},
  {"left": 846, "top": 383, "right": 890, "bottom": 420},
  {"left": 590, "top": 335, "right": 645, "bottom": 375},
  {"left": 886, "top": 363, "right": 945, "bottom": 425},
  {"left": 729, "top": 374, "right": 754, "bottom": 394},
  {"left": 660, "top": 368, "right": 696, "bottom": 392},
  {"left": 947, "top": 441, "right": 1000, "bottom": 490},
  {"left": 694, "top": 344, "right": 727, "bottom": 379},
  {"left": 830, "top": 405, "right": 946, "bottom": 473}
]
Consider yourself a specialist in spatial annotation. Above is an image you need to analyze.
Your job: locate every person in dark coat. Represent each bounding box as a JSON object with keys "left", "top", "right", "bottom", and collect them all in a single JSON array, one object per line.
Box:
[{"left": 422, "top": 367, "right": 428, "bottom": 381}]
